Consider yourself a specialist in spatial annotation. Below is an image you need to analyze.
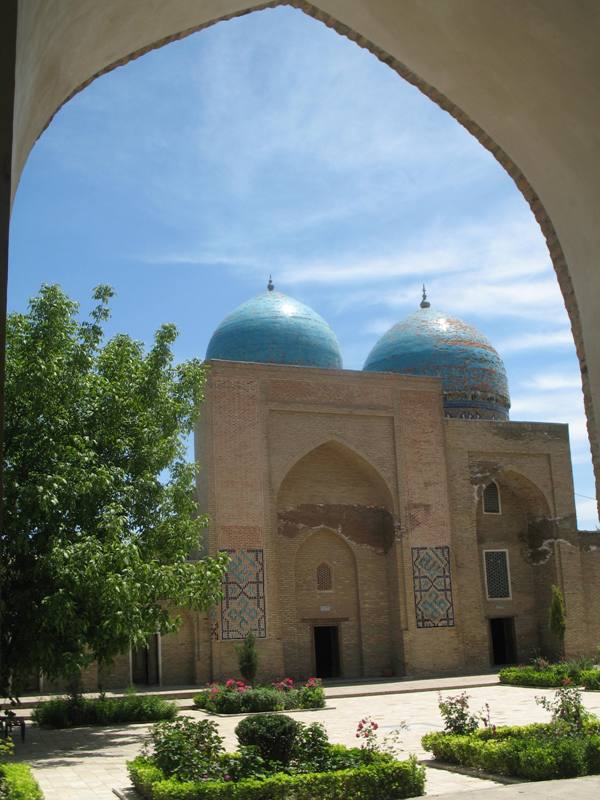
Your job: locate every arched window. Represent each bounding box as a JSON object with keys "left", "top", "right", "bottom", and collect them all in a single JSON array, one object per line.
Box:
[
  {"left": 316, "top": 562, "right": 332, "bottom": 591},
  {"left": 483, "top": 481, "right": 501, "bottom": 514}
]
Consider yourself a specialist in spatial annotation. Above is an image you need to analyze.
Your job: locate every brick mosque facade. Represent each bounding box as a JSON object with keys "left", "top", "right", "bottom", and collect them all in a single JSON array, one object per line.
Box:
[{"left": 55, "top": 288, "right": 600, "bottom": 690}]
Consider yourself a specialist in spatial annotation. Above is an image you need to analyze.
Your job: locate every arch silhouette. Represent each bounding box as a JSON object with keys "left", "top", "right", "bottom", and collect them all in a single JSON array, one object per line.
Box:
[{"left": 7, "top": 2, "right": 600, "bottom": 511}]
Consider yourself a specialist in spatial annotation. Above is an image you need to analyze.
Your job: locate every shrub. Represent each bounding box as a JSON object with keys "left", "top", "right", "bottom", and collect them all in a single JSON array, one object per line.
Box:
[
  {"left": 128, "top": 756, "right": 165, "bottom": 800},
  {"left": 235, "top": 714, "right": 301, "bottom": 766},
  {"left": 437, "top": 692, "right": 480, "bottom": 735},
  {"left": 208, "top": 691, "right": 244, "bottom": 715},
  {"left": 237, "top": 633, "right": 258, "bottom": 684},
  {"left": 148, "top": 717, "right": 225, "bottom": 782},
  {"left": 31, "top": 693, "right": 177, "bottom": 728},
  {"left": 290, "top": 722, "right": 331, "bottom": 772},
  {"left": 0, "top": 763, "right": 43, "bottom": 800},
  {"left": 422, "top": 723, "right": 600, "bottom": 781},
  {"left": 297, "top": 681, "right": 326, "bottom": 709},
  {"left": 193, "top": 691, "right": 209, "bottom": 709},
  {"left": 535, "top": 684, "right": 591, "bottom": 733},
  {"left": 194, "top": 678, "right": 325, "bottom": 714},
  {"left": 549, "top": 584, "right": 566, "bottom": 657},
  {"left": 241, "top": 688, "right": 284, "bottom": 713},
  {"left": 581, "top": 669, "right": 600, "bottom": 691},
  {"left": 128, "top": 757, "right": 426, "bottom": 800},
  {"left": 499, "top": 665, "right": 570, "bottom": 687}
]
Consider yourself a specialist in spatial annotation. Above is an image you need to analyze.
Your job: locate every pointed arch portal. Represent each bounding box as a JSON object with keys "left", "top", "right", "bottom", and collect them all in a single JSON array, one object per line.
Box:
[{"left": 3, "top": 1, "right": 600, "bottom": 516}]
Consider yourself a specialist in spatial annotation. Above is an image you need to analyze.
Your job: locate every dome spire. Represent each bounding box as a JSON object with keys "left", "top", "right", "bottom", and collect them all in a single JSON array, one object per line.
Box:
[
  {"left": 267, "top": 275, "right": 274, "bottom": 292},
  {"left": 420, "top": 284, "right": 430, "bottom": 309}
]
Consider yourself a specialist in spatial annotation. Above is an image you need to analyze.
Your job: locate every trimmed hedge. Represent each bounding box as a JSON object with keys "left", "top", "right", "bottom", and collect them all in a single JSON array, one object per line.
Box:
[
  {"left": 422, "top": 725, "right": 600, "bottom": 781},
  {"left": 128, "top": 756, "right": 425, "bottom": 800},
  {"left": 0, "top": 763, "right": 43, "bottom": 800},
  {"left": 31, "top": 693, "right": 177, "bottom": 728},
  {"left": 499, "top": 665, "right": 600, "bottom": 689},
  {"left": 582, "top": 670, "right": 600, "bottom": 690},
  {"left": 499, "top": 665, "right": 575, "bottom": 687}
]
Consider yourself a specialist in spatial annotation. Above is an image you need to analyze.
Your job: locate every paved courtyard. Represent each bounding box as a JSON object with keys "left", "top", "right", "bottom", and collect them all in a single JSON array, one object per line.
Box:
[{"left": 9, "top": 678, "right": 600, "bottom": 799}]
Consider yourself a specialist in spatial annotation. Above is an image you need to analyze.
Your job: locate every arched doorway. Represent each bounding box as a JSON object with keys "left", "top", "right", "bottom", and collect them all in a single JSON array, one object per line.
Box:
[{"left": 276, "top": 441, "right": 401, "bottom": 678}]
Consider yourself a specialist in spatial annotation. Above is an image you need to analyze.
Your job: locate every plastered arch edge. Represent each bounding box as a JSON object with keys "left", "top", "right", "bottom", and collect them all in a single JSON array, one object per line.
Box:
[{"left": 11, "top": 0, "right": 597, "bottom": 514}]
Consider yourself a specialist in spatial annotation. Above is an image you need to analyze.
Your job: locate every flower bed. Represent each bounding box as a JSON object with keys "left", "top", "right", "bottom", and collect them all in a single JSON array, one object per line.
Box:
[
  {"left": 193, "top": 677, "right": 325, "bottom": 714},
  {"left": 499, "top": 664, "right": 600, "bottom": 689},
  {"left": 423, "top": 685, "right": 600, "bottom": 782},
  {"left": 422, "top": 723, "right": 600, "bottom": 781},
  {"left": 128, "top": 713, "right": 425, "bottom": 800},
  {"left": 32, "top": 692, "right": 178, "bottom": 728}
]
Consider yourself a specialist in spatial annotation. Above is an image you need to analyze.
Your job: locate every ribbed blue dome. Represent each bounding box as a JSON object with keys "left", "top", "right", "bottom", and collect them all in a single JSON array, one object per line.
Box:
[
  {"left": 206, "top": 287, "right": 342, "bottom": 369},
  {"left": 363, "top": 301, "right": 510, "bottom": 420}
]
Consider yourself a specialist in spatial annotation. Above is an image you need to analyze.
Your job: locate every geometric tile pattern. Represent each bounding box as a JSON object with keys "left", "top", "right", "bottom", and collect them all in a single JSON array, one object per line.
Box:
[
  {"left": 412, "top": 546, "right": 455, "bottom": 628},
  {"left": 484, "top": 550, "right": 510, "bottom": 599},
  {"left": 220, "top": 548, "right": 266, "bottom": 640}
]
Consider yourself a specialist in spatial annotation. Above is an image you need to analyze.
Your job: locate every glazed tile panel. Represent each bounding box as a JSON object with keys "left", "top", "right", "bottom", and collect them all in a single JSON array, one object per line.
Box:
[
  {"left": 412, "top": 546, "right": 455, "bottom": 628},
  {"left": 363, "top": 307, "right": 510, "bottom": 418},
  {"left": 206, "top": 290, "right": 342, "bottom": 369},
  {"left": 220, "top": 548, "right": 267, "bottom": 639}
]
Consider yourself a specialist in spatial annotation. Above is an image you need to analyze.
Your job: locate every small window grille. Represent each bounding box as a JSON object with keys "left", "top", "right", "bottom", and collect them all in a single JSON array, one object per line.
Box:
[
  {"left": 484, "top": 550, "right": 511, "bottom": 599},
  {"left": 483, "top": 482, "right": 501, "bottom": 514},
  {"left": 316, "top": 563, "right": 332, "bottom": 591}
]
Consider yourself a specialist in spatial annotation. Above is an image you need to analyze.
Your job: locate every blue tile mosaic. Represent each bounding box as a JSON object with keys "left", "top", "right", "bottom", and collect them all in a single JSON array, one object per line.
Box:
[
  {"left": 206, "top": 289, "right": 342, "bottom": 369},
  {"left": 412, "top": 546, "right": 455, "bottom": 628},
  {"left": 364, "top": 304, "right": 510, "bottom": 419},
  {"left": 220, "top": 548, "right": 266, "bottom": 640}
]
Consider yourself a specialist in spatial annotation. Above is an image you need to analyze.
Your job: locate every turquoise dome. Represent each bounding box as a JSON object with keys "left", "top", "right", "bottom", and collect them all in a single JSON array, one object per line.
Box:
[
  {"left": 363, "top": 292, "right": 510, "bottom": 420},
  {"left": 206, "top": 282, "right": 342, "bottom": 370}
]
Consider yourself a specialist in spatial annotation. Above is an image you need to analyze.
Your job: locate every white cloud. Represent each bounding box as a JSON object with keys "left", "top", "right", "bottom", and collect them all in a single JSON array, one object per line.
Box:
[
  {"left": 575, "top": 498, "right": 600, "bottom": 530},
  {"left": 498, "top": 329, "right": 574, "bottom": 353},
  {"left": 525, "top": 372, "right": 582, "bottom": 391}
]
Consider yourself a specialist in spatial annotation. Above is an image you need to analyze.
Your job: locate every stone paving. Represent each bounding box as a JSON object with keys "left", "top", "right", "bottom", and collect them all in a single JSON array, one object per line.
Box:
[{"left": 8, "top": 679, "right": 600, "bottom": 799}]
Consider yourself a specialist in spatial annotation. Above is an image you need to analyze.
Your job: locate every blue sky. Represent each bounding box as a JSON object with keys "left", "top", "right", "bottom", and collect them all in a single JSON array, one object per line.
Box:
[{"left": 9, "top": 6, "right": 599, "bottom": 528}]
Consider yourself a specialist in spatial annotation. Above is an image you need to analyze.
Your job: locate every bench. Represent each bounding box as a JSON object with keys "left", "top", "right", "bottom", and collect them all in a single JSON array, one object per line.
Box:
[{"left": 0, "top": 714, "right": 26, "bottom": 742}]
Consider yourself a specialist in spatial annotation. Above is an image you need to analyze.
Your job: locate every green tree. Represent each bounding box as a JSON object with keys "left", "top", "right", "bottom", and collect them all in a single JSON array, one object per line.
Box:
[
  {"left": 237, "top": 632, "right": 258, "bottom": 684},
  {"left": 0, "top": 285, "right": 228, "bottom": 698},
  {"left": 549, "top": 584, "right": 566, "bottom": 659}
]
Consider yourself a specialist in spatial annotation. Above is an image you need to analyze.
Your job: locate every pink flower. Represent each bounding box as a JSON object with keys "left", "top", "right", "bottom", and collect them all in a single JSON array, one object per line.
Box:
[{"left": 372, "top": 722, "right": 378, "bottom": 730}]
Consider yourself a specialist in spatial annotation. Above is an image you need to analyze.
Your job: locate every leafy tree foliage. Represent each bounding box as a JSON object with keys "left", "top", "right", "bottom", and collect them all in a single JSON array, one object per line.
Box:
[
  {"left": 549, "top": 583, "right": 567, "bottom": 658},
  {"left": 0, "top": 285, "right": 228, "bottom": 697}
]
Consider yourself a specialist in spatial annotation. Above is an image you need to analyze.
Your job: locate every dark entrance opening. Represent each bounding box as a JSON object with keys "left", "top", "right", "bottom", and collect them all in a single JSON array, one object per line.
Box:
[
  {"left": 489, "top": 617, "right": 517, "bottom": 665},
  {"left": 314, "top": 625, "right": 341, "bottom": 678},
  {"left": 132, "top": 634, "right": 160, "bottom": 685}
]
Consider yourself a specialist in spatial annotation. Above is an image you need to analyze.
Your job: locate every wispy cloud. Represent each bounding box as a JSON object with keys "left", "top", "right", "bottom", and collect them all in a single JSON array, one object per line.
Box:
[
  {"left": 524, "top": 372, "right": 582, "bottom": 391},
  {"left": 498, "top": 329, "right": 574, "bottom": 353},
  {"left": 575, "top": 498, "right": 599, "bottom": 530}
]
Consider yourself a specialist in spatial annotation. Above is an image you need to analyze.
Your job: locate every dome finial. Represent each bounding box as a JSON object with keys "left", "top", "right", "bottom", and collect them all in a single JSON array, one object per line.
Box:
[
  {"left": 267, "top": 275, "right": 274, "bottom": 292},
  {"left": 420, "top": 284, "right": 430, "bottom": 309}
]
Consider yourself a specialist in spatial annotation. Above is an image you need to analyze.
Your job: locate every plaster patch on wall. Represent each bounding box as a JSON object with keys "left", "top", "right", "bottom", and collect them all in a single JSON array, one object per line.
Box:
[{"left": 278, "top": 504, "right": 396, "bottom": 552}]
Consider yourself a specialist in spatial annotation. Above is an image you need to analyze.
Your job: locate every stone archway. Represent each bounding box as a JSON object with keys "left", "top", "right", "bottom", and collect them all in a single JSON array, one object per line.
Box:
[
  {"left": 4, "top": 1, "right": 600, "bottom": 511},
  {"left": 476, "top": 469, "right": 559, "bottom": 662},
  {"left": 276, "top": 440, "right": 400, "bottom": 678}
]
